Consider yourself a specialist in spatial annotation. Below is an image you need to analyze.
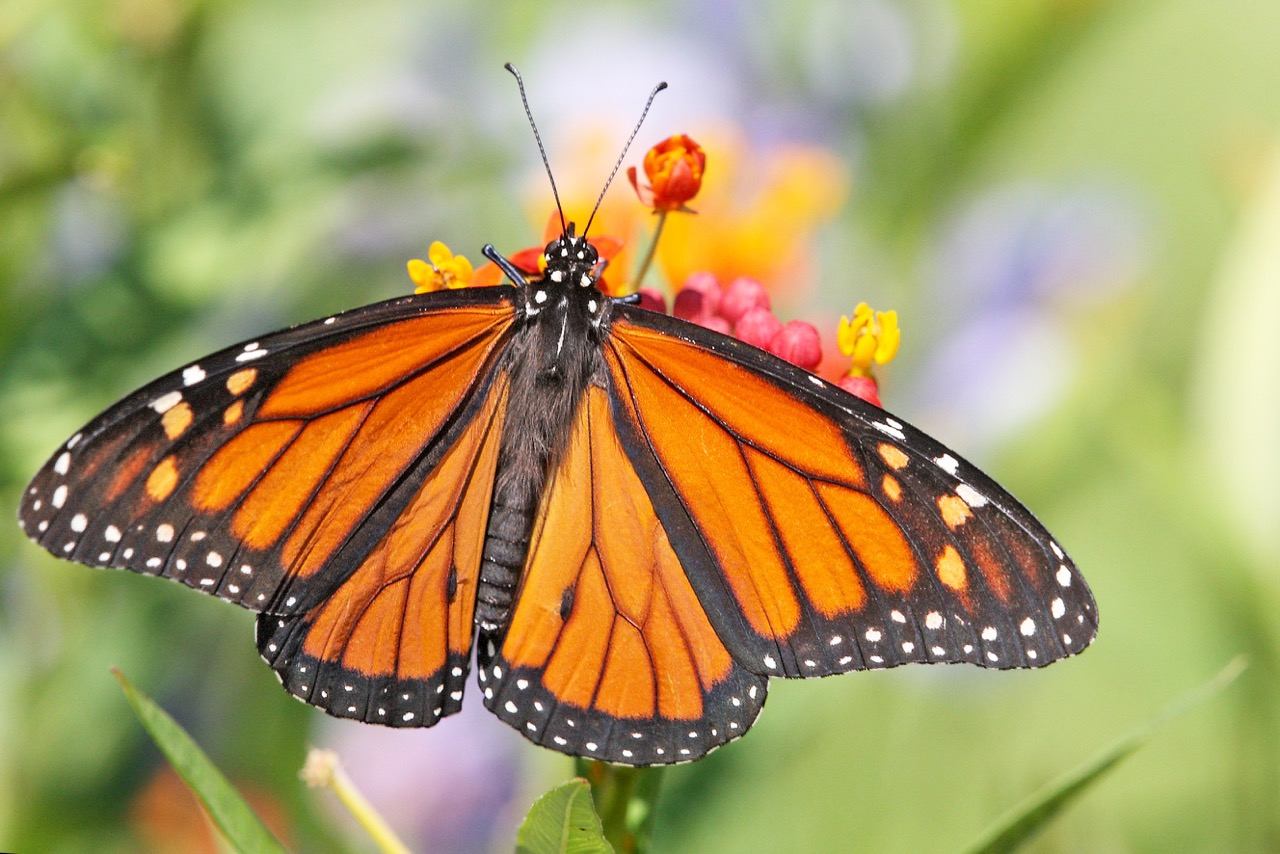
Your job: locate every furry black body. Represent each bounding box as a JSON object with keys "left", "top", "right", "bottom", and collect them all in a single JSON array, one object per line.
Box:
[{"left": 475, "top": 231, "right": 610, "bottom": 630}]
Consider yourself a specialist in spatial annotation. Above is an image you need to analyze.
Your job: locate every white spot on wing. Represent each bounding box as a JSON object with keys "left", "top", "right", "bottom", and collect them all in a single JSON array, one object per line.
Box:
[
  {"left": 52, "top": 484, "right": 68, "bottom": 508},
  {"left": 1051, "top": 598, "right": 1066, "bottom": 619},
  {"left": 1056, "top": 565, "right": 1072, "bottom": 587},
  {"left": 150, "top": 391, "right": 182, "bottom": 414},
  {"left": 182, "top": 365, "right": 206, "bottom": 386},
  {"left": 54, "top": 452, "right": 71, "bottom": 475},
  {"left": 873, "top": 421, "right": 906, "bottom": 440},
  {"left": 235, "top": 349, "right": 267, "bottom": 362},
  {"left": 70, "top": 513, "right": 87, "bottom": 533},
  {"left": 934, "top": 454, "right": 959, "bottom": 475},
  {"left": 1020, "top": 617, "right": 1036, "bottom": 636},
  {"left": 156, "top": 523, "right": 174, "bottom": 542},
  {"left": 956, "top": 484, "right": 989, "bottom": 508}
]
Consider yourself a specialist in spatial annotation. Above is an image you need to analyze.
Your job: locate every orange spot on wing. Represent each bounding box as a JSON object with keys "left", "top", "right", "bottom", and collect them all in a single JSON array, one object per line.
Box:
[
  {"left": 938, "top": 494, "right": 972, "bottom": 529},
  {"left": 223, "top": 400, "right": 244, "bottom": 425},
  {"left": 105, "top": 443, "right": 155, "bottom": 501},
  {"left": 146, "top": 456, "right": 179, "bottom": 502},
  {"left": 162, "top": 402, "right": 193, "bottom": 440},
  {"left": 971, "top": 537, "right": 1012, "bottom": 601},
  {"left": 936, "top": 545, "right": 967, "bottom": 591},
  {"left": 881, "top": 473, "right": 902, "bottom": 503},
  {"left": 226, "top": 368, "right": 258, "bottom": 396},
  {"left": 259, "top": 307, "right": 509, "bottom": 419},
  {"left": 192, "top": 421, "right": 301, "bottom": 512},
  {"left": 815, "top": 482, "right": 917, "bottom": 593},
  {"left": 877, "top": 443, "right": 909, "bottom": 470}
]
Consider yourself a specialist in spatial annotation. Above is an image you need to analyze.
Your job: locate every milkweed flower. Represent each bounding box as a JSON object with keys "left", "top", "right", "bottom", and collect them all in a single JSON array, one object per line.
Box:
[
  {"left": 768, "top": 320, "right": 823, "bottom": 371},
  {"left": 837, "top": 302, "right": 901, "bottom": 406},
  {"left": 628, "top": 134, "right": 706, "bottom": 212},
  {"left": 407, "top": 241, "right": 475, "bottom": 292},
  {"left": 719, "top": 277, "right": 770, "bottom": 323}
]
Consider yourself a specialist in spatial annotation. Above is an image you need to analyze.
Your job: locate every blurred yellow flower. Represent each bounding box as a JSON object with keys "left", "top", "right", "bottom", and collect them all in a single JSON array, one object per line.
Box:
[
  {"left": 407, "top": 241, "right": 475, "bottom": 293},
  {"left": 838, "top": 302, "right": 900, "bottom": 377}
]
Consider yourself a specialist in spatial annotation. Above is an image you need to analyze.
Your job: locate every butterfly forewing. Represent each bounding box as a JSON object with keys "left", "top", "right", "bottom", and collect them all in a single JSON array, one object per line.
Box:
[
  {"left": 18, "top": 288, "right": 517, "bottom": 617},
  {"left": 604, "top": 306, "right": 1097, "bottom": 678}
]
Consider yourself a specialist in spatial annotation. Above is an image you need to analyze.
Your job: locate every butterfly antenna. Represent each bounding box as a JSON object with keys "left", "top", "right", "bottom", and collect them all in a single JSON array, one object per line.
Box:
[
  {"left": 505, "top": 63, "right": 568, "bottom": 238},
  {"left": 582, "top": 79, "right": 668, "bottom": 239}
]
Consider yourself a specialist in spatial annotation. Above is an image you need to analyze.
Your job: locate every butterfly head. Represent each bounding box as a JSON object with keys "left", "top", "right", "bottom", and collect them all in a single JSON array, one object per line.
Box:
[{"left": 541, "top": 224, "right": 601, "bottom": 294}]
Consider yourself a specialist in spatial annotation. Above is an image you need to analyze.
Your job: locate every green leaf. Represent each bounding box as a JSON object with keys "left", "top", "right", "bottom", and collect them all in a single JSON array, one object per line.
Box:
[
  {"left": 112, "top": 668, "right": 287, "bottom": 854},
  {"left": 963, "top": 657, "right": 1247, "bottom": 854},
  {"left": 516, "top": 778, "right": 613, "bottom": 854}
]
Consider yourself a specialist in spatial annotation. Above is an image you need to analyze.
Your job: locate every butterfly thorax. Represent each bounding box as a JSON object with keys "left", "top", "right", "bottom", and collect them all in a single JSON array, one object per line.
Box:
[{"left": 475, "top": 231, "right": 608, "bottom": 631}]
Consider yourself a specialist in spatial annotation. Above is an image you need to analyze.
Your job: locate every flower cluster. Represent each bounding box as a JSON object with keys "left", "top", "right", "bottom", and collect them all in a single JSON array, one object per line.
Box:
[
  {"left": 642, "top": 273, "right": 824, "bottom": 372},
  {"left": 406, "top": 134, "right": 898, "bottom": 407}
]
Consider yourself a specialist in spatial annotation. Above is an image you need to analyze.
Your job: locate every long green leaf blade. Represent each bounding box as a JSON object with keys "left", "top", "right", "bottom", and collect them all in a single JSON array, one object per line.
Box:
[
  {"left": 517, "top": 778, "right": 613, "bottom": 854},
  {"left": 112, "top": 668, "right": 287, "bottom": 853},
  {"left": 963, "top": 657, "right": 1246, "bottom": 854}
]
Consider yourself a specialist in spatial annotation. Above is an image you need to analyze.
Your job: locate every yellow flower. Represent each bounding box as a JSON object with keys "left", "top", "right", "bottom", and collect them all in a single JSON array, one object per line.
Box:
[
  {"left": 837, "top": 303, "right": 900, "bottom": 377},
  {"left": 407, "top": 241, "right": 475, "bottom": 293}
]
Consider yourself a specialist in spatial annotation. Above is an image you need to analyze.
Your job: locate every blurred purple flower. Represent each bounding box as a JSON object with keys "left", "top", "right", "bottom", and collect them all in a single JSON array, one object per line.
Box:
[
  {"left": 911, "top": 182, "right": 1150, "bottom": 452},
  {"left": 318, "top": 699, "right": 524, "bottom": 853}
]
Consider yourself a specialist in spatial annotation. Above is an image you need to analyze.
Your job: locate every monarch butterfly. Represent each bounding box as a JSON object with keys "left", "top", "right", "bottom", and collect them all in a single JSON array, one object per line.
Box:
[{"left": 18, "top": 65, "right": 1096, "bottom": 767}]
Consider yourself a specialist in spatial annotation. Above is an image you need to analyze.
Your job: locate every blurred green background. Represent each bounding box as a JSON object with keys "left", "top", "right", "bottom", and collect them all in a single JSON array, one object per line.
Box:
[{"left": 3, "top": 0, "right": 1280, "bottom": 851}]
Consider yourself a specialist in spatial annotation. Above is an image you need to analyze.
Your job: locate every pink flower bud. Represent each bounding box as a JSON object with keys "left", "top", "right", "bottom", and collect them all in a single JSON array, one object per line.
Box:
[
  {"left": 636, "top": 288, "right": 667, "bottom": 313},
  {"left": 673, "top": 288, "right": 707, "bottom": 321},
  {"left": 680, "top": 272, "right": 721, "bottom": 317},
  {"left": 720, "top": 277, "right": 770, "bottom": 323},
  {"left": 839, "top": 375, "right": 882, "bottom": 408},
  {"left": 734, "top": 307, "right": 783, "bottom": 349},
  {"left": 699, "top": 315, "right": 732, "bottom": 334},
  {"left": 768, "top": 321, "right": 823, "bottom": 371}
]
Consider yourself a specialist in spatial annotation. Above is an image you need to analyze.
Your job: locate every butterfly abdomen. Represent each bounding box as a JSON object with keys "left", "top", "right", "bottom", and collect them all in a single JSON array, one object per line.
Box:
[
  {"left": 474, "top": 308, "right": 602, "bottom": 632},
  {"left": 476, "top": 489, "right": 534, "bottom": 629}
]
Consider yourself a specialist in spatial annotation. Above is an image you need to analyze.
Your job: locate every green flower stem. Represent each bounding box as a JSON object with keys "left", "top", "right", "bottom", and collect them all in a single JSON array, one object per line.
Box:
[
  {"left": 631, "top": 209, "right": 669, "bottom": 287},
  {"left": 301, "top": 748, "right": 411, "bottom": 854},
  {"left": 575, "top": 758, "right": 665, "bottom": 854}
]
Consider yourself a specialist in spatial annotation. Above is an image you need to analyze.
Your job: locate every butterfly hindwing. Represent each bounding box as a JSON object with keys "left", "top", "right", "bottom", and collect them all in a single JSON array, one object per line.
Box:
[
  {"left": 19, "top": 288, "right": 517, "bottom": 618},
  {"left": 604, "top": 306, "right": 1097, "bottom": 678},
  {"left": 479, "top": 385, "right": 767, "bottom": 765},
  {"left": 257, "top": 376, "right": 508, "bottom": 726}
]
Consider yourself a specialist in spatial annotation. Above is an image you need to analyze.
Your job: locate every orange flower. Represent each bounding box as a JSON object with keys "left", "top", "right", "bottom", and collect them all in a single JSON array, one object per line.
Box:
[{"left": 628, "top": 134, "right": 706, "bottom": 211}]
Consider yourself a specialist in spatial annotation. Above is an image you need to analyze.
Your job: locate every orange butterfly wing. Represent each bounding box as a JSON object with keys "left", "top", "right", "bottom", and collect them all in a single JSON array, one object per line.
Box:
[
  {"left": 479, "top": 385, "right": 767, "bottom": 763},
  {"left": 602, "top": 307, "right": 1098, "bottom": 679},
  {"left": 19, "top": 289, "right": 514, "bottom": 617},
  {"left": 257, "top": 379, "right": 507, "bottom": 725}
]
